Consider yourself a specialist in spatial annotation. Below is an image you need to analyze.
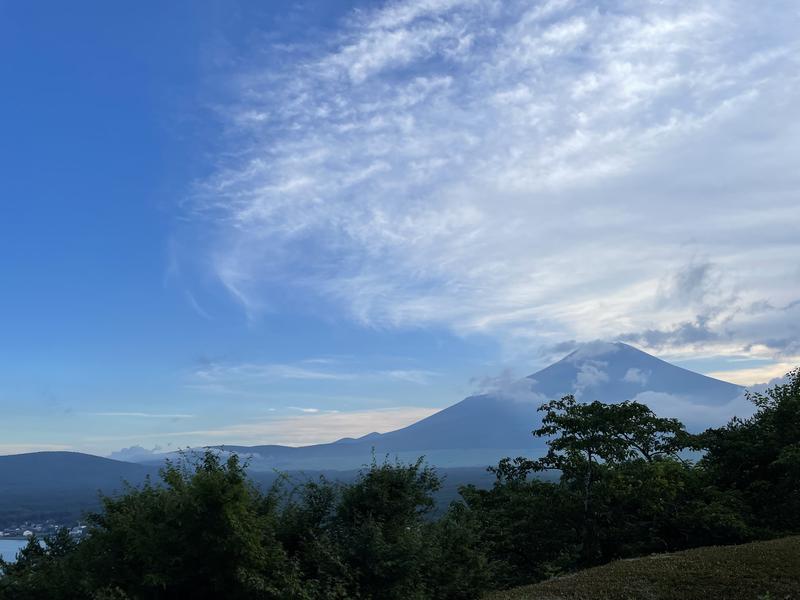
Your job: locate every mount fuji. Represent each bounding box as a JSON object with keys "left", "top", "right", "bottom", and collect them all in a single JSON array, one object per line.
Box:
[
  {"left": 203, "top": 342, "right": 746, "bottom": 470},
  {"left": 0, "top": 342, "right": 751, "bottom": 525}
]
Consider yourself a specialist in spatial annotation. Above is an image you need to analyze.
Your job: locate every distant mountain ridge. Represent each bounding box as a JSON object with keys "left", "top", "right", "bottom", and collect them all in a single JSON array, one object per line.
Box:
[
  {"left": 0, "top": 343, "right": 746, "bottom": 478},
  {"left": 0, "top": 452, "right": 159, "bottom": 527},
  {"left": 203, "top": 342, "right": 744, "bottom": 470},
  {"left": 0, "top": 452, "right": 492, "bottom": 526},
  {"left": 0, "top": 343, "right": 747, "bottom": 523},
  {"left": 0, "top": 451, "right": 154, "bottom": 486}
]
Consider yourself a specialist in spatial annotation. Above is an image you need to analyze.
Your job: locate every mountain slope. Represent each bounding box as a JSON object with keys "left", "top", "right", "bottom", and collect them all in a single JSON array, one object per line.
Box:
[
  {"left": 0, "top": 452, "right": 159, "bottom": 526},
  {"left": 212, "top": 342, "right": 744, "bottom": 470},
  {"left": 528, "top": 341, "right": 742, "bottom": 404},
  {"left": 0, "top": 452, "right": 155, "bottom": 488},
  {"left": 358, "top": 342, "right": 743, "bottom": 450}
]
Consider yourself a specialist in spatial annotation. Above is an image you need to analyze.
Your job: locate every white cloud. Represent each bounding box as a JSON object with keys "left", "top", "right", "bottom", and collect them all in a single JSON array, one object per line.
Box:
[
  {"left": 706, "top": 362, "right": 797, "bottom": 387},
  {"left": 568, "top": 341, "right": 621, "bottom": 362},
  {"left": 107, "top": 445, "right": 164, "bottom": 462},
  {"left": 194, "top": 363, "right": 357, "bottom": 383},
  {"left": 89, "top": 407, "right": 440, "bottom": 447},
  {"left": 472, "top": 369, "right": 548, "bottom": 404},
  {"left": 193, "top": 0, "right": 800, "bottom": 363},
  {"left": 188, "top": 360, "right": 438, "bottom": 392},
  {"left": 573, "top": 361, "right": 609, "bottom": 397},
  {"left": 631, "top": 390, "right": 754, "bottom": 430},
  {"left": 622, "top": 368, "right": 650, "bottom": 386},
  {"left": 382, "top": 369, "right": 438, "bottom": 384},
  {"left": 91, "top": 412, "right": 195, "bottom": 419}
]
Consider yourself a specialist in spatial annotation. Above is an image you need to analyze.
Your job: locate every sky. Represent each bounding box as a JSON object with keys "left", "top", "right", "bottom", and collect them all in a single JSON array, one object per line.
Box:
[{"left": 1, "top": 0, "right": 798, "bottom": 456}]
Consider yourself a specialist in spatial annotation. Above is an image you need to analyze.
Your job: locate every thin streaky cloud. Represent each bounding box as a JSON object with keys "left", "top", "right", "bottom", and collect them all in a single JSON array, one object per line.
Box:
[
  {"left": 193, "top": 362, "right": 358, "bottom": 382},
  {"left": 190, "top": 360, "right": 439, "bottom": 386},
  {"left": 185, "top": 290, "right": 213, "bottom": 320},
  {"left": 191, "top": 0, "right": 800, "bottom": 365},
  {"left": 86, "top": 406, "right": 441, "bottom": 447},
  {"left": 90, "top": 412, "right": 196, "bottom": 419}
]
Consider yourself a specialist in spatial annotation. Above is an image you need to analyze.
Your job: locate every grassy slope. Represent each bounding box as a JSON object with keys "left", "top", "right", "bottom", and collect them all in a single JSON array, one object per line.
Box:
[{"left": 486, "top": 536, "right": 800, "bottom": 600}]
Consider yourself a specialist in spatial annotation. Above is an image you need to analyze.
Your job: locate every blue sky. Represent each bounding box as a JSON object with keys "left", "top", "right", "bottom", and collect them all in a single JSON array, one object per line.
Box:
[{"left": 2, "top": 0, "right": 798, "bottom": 456}]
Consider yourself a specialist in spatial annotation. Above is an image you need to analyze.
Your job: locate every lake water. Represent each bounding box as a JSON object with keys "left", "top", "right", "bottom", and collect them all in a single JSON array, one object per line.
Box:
[{"left": 0, "top": 538, "right": 28, "bottom": 562}]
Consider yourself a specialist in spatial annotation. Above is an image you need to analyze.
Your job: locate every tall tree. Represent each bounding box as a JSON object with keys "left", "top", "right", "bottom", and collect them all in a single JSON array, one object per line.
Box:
[
  {"left": 533, "top": 395, "right": 693, "bottom": 562},
  {"left": 700, "top": 367, "right": 800, "bottom": 533}
]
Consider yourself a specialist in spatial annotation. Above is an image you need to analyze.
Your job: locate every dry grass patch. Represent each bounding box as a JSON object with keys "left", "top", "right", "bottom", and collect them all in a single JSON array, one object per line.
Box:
[{"left": 486, "top": 536, "right": 800, "bottom": 600}]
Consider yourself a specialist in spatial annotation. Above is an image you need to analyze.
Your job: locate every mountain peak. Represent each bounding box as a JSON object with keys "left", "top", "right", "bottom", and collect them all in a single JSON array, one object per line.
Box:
[
  {"left": 558, "top": 341, "right": 667, "bottom": 366},
  {"left": 530, "top": 341, "right": 742, "bottom": 407},
  {"left": 562, "top": 340, "right": 628, "bottom": 362},
  {"left": 127, "top": 342, "right": 747, "bottom": 471}
]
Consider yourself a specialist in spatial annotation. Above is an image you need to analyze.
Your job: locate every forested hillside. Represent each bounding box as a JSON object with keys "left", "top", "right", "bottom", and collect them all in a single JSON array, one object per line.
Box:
[{"left": 2, "top": 369, "right": 798, "bottom": 600}]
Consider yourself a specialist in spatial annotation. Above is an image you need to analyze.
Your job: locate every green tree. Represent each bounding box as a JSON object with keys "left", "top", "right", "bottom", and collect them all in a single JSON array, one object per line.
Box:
[
  {"left": 277, "top": 477, "right": 353, "bottom": 599},
  {"left": 700, "top": 367, "right": 800, "bottom": 534},
  {"left": 333, "top": 456, "right": 440, "bottom": 599},
  {"left": 278, "top": 455, "right": 488, "bottom": 599},
  {"left": 0, "top": 530, "right": 83, "bottom": 600},
  {"left": 1, "top": 452, "right": 492, "bottom": 600},
  {"left": 425, "top": 502, "right": 491, "bottom": 599},
  {"left": 532, "top": 395, "right": 693, "bottom": 562},
  {"left": 590, "top": 457, "right": 749, "bottom": 559},
  {"left": 80, "top": 450, "right": 302, "bottom": 600},
  {"left": 458, "top": 461, "right": 581, "bottom": 587}
]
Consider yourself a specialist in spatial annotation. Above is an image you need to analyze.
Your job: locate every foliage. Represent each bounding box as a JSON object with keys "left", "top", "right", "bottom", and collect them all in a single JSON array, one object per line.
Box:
[
  {"left": 275, "top": 456, "right": 488, "bottom": 599},
  {"left": 2, "top": 370, "right": 799, "bottom": 598},
  {"left": 530, "top": 395, "right": 695, "bottom": 563},
  {"left": 534, "top": 396, "right": 691, "bottom": 468},
  {"left": 587, "top": 457, "right": 750, "bottom": 559},
  {"left": 79, "top": 451, "right": 301, "bottom": 600},
  {"left": 459, "top": 471, "right": 581, "bottom": 587},
  {"left": 1, "top": 451, "right": 303, "bottom": 600},
  {"left": 456, "top": 374, "right": 797, "bottom": 591},
  {"left": 267, "top": 462, "right": 493, "bottom": 598},
  {"left": 0, "top": 529, "right": 83, "bottom": 600},
  {"left": 699, "top": 367, "right": 800, "bottom": 534},
  {"left": 1, "top": 452, "right": 485, "bottom": 600},
  {"left": 424, "top": 503, "right": 491, "bottom": 599},
  {"left": 332, "top": 457, "right": 439, "bottom": 599}
]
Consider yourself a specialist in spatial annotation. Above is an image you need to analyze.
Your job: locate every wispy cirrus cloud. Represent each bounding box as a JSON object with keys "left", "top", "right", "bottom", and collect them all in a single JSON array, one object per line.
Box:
[
  {"left": 188, "top": 359, "right": 438, "bottom": 392},
  {"left": 193, "top": 362, "right": 358, "bottom": 383},
  {"left": 0, "top": 443, "right": 73, "bottom": 456},
  {"left": 90, "top": 412, "right": 196, "bottom": 419},
  {"left": 90, "top": 407, "right": 440, "bottom": 447},
  {"left": 192, "top": 0, "right": 800, "bottom": 362}
]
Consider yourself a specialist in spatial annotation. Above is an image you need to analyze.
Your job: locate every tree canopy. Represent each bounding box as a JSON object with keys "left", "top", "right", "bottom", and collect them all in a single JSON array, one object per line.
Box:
[{"left": 2, "top": 369, "right": 798, "bottom": 599}]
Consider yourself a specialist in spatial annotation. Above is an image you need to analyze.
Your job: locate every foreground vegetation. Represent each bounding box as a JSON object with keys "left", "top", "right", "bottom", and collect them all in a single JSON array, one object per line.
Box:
[
  {"left": 486, "top": 536, "right": 800, "bottom": 600},
  {"left": 1, "top": 369, "right": 798, "bottom": 599}
]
